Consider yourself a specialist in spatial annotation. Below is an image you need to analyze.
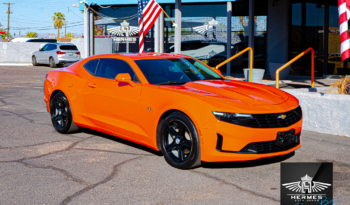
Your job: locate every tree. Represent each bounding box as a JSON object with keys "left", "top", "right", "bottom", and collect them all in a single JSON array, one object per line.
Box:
[
  {"left": 52, "top": 12, "right": 65, "bottom": 38},
  {"left": 25, "top": 32, "right": 38, "bottom": 38},
  {"left": 0, "top": 28, "right": 8, "bottom": 39},
  {"left": 67, "top": 32, "right": 77, "bottom": 39}
]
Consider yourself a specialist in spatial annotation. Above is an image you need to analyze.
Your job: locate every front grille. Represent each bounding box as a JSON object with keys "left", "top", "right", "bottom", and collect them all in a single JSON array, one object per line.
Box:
[
  {"left": 239, "top": 133, "right": 300, "bottom": 154},
  {"left": 246, "top": 106, "right": 302, "bottom": 128}
]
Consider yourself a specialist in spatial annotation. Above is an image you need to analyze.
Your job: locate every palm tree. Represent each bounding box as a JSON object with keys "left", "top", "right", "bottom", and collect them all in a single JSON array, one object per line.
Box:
[
  {"left": 67, "top": 32, "right": 77, "bottom": 38},
  {"left": 25, "top": 31, "right": 38, "bottom": 38},
  {"left": 52, "top": 12, "right": 65, "bottom": 38}
]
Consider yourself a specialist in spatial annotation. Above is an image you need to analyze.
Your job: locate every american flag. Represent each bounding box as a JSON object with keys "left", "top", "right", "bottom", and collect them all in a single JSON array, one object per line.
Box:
[{"left": 138, "top": 0, "right": 162, "bottom": 53}]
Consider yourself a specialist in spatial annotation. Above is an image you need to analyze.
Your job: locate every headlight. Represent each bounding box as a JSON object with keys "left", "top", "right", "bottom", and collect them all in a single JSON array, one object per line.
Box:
[{"left": 213, "top": 111, "right": 253, "bottom": 126}]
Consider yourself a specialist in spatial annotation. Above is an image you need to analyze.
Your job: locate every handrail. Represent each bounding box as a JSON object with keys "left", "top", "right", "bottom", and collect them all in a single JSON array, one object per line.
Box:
[
  {"left": 276, "top": 48, "right": 314, "bottom": 89},
  {"left": 215, "top": 47, "right": 253, "bottom": 82}
]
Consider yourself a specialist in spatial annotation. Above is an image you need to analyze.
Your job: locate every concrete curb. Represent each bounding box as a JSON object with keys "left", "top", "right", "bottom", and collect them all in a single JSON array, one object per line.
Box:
[
  {"left": 285, "top": 87, "right": 350, "bottom": 137},
  {"left": 0, "top": 63, "right": 33, "bottom": 66}
]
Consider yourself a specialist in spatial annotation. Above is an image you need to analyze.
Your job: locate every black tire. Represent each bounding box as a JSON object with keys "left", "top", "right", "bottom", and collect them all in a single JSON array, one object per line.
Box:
[
  {"left": 32, "top": 56, "right": 38, "bottom": 66},
  {"left": 49, "top": 57, "right": 57, "bottom": 68},
  {"left": 159, "top": 112, "right": 201, "bottom": 169},
  {"left": 50, "top": 92, "right": 79, "bottom": 134}
]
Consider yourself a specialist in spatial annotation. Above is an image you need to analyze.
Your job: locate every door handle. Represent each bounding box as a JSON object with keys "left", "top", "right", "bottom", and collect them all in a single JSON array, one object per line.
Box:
[{"left": 88, "top": 83, "right": 97, "bottom": 88}]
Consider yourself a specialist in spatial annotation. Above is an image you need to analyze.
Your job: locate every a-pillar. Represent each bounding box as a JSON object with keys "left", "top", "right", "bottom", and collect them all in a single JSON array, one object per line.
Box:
[{"left": 175, "top": 0, "right": 181, "bottom": 54}]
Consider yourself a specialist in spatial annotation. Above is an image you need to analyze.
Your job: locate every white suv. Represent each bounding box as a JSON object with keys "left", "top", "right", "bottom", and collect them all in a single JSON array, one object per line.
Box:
[{"left": 32, "top": 43, "right": 81, "bottom": 67}]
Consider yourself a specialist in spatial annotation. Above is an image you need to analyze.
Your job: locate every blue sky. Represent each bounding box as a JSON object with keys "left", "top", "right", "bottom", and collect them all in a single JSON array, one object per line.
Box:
[{"left": 0, "top": 0, "right": 84, "bottom": 37}]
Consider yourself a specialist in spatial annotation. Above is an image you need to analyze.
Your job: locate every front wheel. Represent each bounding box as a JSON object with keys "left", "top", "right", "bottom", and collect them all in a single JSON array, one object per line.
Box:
[
  {"left": 159, "top": 112, "right": 201, "bottom": 169},
  {"left": 32, "top": 56, "right": 38, "bottom": 66},
  {"left": 50, "top": 92, "right": 79, "bottom": 134}
]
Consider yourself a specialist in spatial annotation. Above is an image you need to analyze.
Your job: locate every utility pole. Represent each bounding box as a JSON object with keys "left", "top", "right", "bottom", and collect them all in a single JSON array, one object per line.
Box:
[
  {"left": 3, "top": 2, "right": 14, "bottom": 40},
  {"left": 65, "top": 21, "right": 67, "bottom": 37}
]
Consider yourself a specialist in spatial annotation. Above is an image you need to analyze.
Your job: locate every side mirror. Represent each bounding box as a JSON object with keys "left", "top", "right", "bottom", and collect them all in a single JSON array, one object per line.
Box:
[{"left": 115, "top": 73, "right": 136, "bottom": 87}]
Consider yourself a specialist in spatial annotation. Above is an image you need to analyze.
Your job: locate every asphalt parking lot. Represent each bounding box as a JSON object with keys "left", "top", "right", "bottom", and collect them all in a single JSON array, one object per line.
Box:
[{"left": 0, "top": 65, "right": 349, "bottom": 204}]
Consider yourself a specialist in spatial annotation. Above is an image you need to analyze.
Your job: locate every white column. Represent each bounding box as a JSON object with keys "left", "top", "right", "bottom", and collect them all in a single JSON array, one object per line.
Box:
[
  {"left": 90, "top": 10, "right": 94, "bottom": 56},
  {"left": 249, "top": 0, "right": 255, "bottom": 68},
  {"left": 160, "top": 12, "right": 164, "bottom": 53},
  {"left": 175, "top": 0, "right": 181, "bottom": 54},
  {"left": 155, "top": 16, "right": 160, "bottom": 52},
  {"left": 227, "top": 2, "right": 232, "bottom": 75},
  {"left": 84, "top": 4, "right": 90, "bottom": 58}
]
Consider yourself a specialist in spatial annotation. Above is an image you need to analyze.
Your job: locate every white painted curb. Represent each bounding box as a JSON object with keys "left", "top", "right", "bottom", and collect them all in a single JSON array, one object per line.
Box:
[
  {"left": 0, "top": 63, "right": 33, "bottom": 66},
  {"left": 285, "top": 87, "right": 350, "bottom": 137}
]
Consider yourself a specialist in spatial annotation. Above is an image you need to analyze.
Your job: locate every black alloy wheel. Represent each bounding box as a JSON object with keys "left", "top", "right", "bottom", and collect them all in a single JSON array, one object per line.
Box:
[
  {"left": 159, "top": 112, "right": 201, "bottom": 169},
  {"left": 32, "top": 56, "right": 38, "bottom": 66},
  {"left": 50, "top": 92, "right": 78, "bottom": 134},
  {"left": 49, "top": 57, "right": 57, "bottom": 68}
]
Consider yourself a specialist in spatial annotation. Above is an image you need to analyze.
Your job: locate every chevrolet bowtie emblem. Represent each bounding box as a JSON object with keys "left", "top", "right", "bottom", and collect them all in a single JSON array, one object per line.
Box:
[{"left": 278, "top": 115, "right": 287, "bottom": 120}]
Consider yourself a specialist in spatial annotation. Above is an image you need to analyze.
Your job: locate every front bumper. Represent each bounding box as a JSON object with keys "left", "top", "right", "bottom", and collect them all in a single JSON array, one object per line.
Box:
[{"left": 200, "top": 119, "right": 303, "bottom": 162}]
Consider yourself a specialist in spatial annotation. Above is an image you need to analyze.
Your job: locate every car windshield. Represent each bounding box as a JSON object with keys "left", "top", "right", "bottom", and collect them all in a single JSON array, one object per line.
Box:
[{"left": 135, "top": 58, "right": 223, "bottom": 85}]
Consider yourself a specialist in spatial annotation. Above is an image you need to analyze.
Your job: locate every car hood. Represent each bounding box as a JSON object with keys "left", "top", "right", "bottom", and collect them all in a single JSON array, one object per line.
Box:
[{"left": 159, "top": 80, "right": 289, "bottom": 106}]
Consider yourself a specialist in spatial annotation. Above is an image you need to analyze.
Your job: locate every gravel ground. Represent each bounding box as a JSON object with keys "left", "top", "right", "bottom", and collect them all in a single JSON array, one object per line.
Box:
[{"left": 0, "top": 65, "right": 349, "bottom": 204}]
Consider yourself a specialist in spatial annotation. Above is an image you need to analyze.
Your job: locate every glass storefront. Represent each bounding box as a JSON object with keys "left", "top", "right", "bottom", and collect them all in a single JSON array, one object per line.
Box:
[
  {"left": 163, "top": 1, "right": 267, "bottom": 74},
  {"left": 230, "top": 0, "right": 267, "bottom": 74},
  {"left": 163, "top": 3, "right": 228, "bottom": 70},
  {"left": 289, "top": 0, "right": 349, "bottom": 77},
  {"left": 94, "top": 5, "right": 155, "bottom": 53},
  {"left": 91, "top": 0, "right": 349, "bottom": 77}
]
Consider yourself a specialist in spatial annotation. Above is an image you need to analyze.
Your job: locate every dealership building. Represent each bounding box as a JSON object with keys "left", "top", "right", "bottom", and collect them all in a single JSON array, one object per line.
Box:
[{"left": 79, "top": 0, "right": 344, "bottom": 79}]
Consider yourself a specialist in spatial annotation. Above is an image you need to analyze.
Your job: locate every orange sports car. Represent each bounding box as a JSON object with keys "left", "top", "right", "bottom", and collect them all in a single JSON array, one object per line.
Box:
[{"left": 44, "top": 53, "right": 302, "bottom": 169}]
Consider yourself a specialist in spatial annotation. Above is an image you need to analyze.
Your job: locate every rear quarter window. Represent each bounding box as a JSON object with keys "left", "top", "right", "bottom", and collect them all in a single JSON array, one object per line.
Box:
[
  {"left": 83, "top": 59, "right": 99, "bottom": 75},
  {"left": 60, "top": 45, "right": 78, "bottom": 50}
]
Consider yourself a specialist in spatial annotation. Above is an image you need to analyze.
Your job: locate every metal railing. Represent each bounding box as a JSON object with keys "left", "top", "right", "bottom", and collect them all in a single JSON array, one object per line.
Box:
[
  {"left": 276, "top": 48, "right": 315, "bottom": 89},
  {"left": 215, "top": 47, "right": 253, "bottom": 82}
]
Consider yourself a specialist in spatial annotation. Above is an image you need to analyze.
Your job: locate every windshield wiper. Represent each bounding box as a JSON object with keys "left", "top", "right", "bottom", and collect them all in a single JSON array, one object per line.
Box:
[{"left": 157, "top": 81, "right": 188, "bottom": 85}]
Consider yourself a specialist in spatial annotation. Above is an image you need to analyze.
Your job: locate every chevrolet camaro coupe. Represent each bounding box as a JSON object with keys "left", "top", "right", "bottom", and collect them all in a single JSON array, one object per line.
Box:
[{"left": 44, "top": 53, "right": 302, "bottom": 169}]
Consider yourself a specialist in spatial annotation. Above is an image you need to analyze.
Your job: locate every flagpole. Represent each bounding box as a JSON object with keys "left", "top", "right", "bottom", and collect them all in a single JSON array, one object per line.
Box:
[{"left": 162, "top": 9, "right": 175, "bottom": 25}]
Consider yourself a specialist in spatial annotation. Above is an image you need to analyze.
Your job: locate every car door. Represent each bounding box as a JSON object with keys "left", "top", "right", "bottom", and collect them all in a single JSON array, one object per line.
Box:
[
  {"left": 82, "top": 58, "right": 145, "bottom": 140},
  {"left": 37, "top": 44, "right": 49, "bottom": 62},
  {"left": 42, "top": 44, "right": 53, "bottom": 64}
]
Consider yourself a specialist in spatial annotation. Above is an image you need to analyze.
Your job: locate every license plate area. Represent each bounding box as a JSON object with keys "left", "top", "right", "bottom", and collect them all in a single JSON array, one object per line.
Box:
[
  {"left": 68, "top": 52, "right": 73, "bottom": 56},
  {"left": 275, "top": 129, "right": 298, "bottom": 147}
]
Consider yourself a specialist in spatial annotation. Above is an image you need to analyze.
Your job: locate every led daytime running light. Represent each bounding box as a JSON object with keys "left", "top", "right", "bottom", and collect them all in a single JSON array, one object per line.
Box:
[{"left": 212, "top": 111, "right": 252, "bottom": 118}]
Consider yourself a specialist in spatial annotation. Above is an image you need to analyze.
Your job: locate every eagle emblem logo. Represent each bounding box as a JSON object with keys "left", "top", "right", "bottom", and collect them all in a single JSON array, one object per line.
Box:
[{"left": 282, "top": 174, "right": 332, "bottom": 193}]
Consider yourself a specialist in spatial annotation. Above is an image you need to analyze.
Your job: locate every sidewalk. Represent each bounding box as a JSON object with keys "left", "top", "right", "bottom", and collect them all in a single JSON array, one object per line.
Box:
[{"left": 226, "top": 76, "right": 344, "bottom": 90}]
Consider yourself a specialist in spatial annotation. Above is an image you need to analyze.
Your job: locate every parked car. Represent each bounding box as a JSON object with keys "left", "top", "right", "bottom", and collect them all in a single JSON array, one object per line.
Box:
[
  {"left": 44, "top": 53, "right": 302, "bottom": 169},
  {"left": 32, "top": 43, "right": 81, "bottom": 67}
]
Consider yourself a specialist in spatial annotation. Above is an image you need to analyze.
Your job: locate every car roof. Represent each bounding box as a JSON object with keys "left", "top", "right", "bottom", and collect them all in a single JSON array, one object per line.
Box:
[
  {"left": 56, "top": 43, "right": 75, "bottom": 45},
  {"left": 116, "top": 53, "right": 193, "bottom": 60}
]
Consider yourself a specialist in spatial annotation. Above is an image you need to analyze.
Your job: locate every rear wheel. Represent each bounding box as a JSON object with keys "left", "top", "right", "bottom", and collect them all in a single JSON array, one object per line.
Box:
[
  {"left": 32, "top": 56, "right": 38, "bottom": 66},
  {"left": 50, "top": 92, "right": 79, "bottom": 134},
  {"left": 49, "top": 57, "right": 57, "bottom": 68},
  {"left": 159, "top": 112, "right": 201, "bottom": 169}
]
